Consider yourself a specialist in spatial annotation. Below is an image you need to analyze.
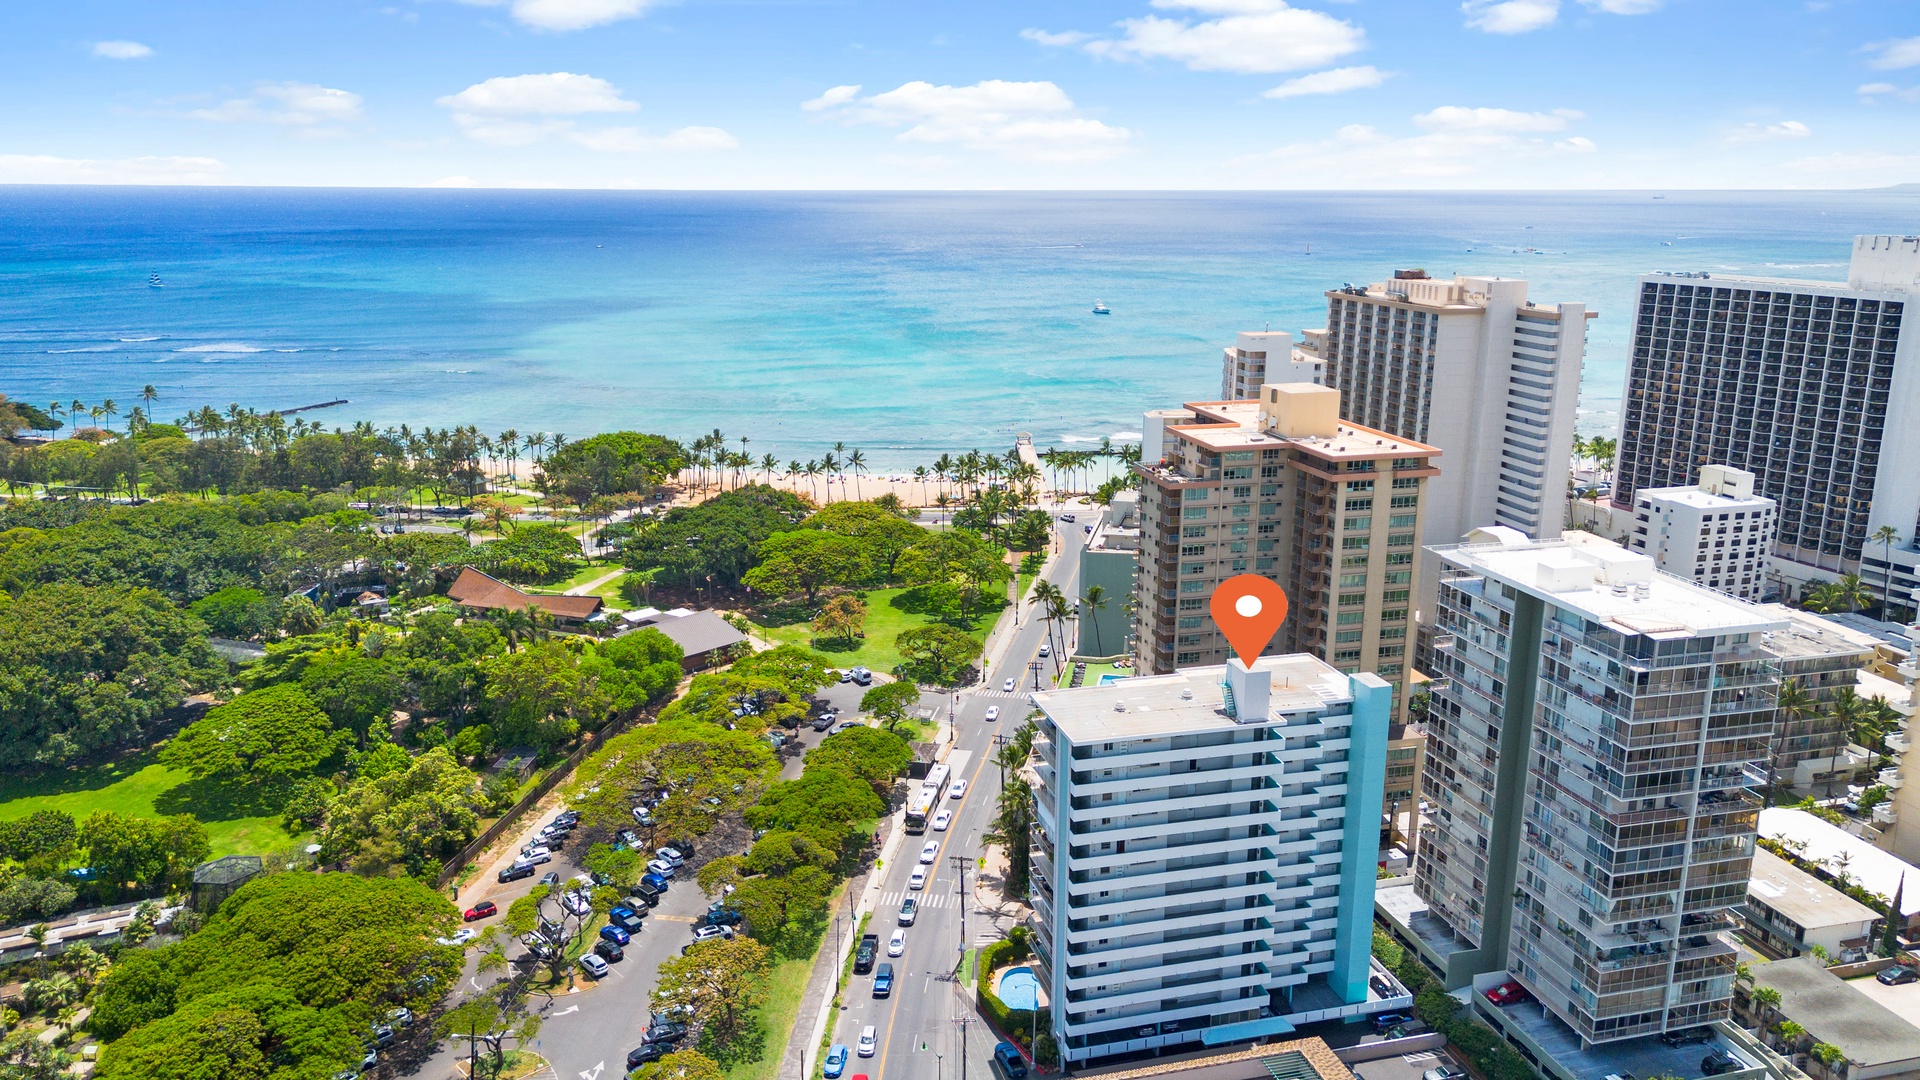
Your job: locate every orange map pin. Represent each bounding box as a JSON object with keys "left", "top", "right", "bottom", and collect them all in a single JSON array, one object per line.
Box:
[{"left": 1209, "top": 575, "right": 1289, "bottom": 667}]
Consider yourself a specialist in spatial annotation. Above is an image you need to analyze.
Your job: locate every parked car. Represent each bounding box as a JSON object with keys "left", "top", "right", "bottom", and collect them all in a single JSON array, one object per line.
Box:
[
  {"left": 631, "top": 884, "right": 662, "bottom": 907},
  {"left": 898, "top": 899, "right": 917, "bottom": 925},
  {"left": 610, "top": 904, "right": 647, "bottom": 923},
  {"left": 1660, "top": 1027, "right": 1714, "bottom": 1047},
  {"left": 909, "top": 867, "right": 928, "bottom": 890},
  {"left": 985, "top": 706, "right": 1001, "bottom": 722},
  {"left": 1372, "top": 1012, "right": 1412, "bottom": 1033},
  {"left": 950, "top": 779, "right": 969, "bottom": 800},
  {"left": 645, "top": 1021, "right": 689, "bottom": 1045},
  {"left": 657, "top": 846, "right": 686, "bottom": 867},
  {"left": 386, "top": 1007, "right": 413, "bottom": 1029},
  {"left": 702, "top": 907, "right": 744, "bottom": 928},
  {"left": 539, "top": 871, "right": 561, "bottom": 886},
  {"left": 518, "top": 849, "right": 552, "bottom": 866},
  {"left": 691, "top": 924, "right": 734, "bottom": 943},
  {"left": 594, "top": 939, "right": 625, "bottom": 963},
  {"left": 824, "top": 1045, "right": 850, "bottom": 1079},
  {"left": 642, "top": 872, "right": 670, "bottom": 892},
  {"left": 553, "top": 810, "right": 580, "bottom": 826},
  {"left": 647, "top": 858, "right": 678, "bottom": 878},
  {"left": 873, "top": 962, "right": 894, "bottom": 997},
  {"left": 627, "top": 1043, "right": 668, "bottom": 1069},
  {"left": 1483, "top": 980, "right": 1529, "bottom": 1006},
  {"left": 1421, "top": 1067, "right": 1467, "bottom": 1080},
  {"left": 1702, "top": 1051, "right": 1743, "bottom": 1076},
  {"left": 832, "top": 720, "right": 861, "bottom": 734},
  {"left": 857, "top": 1025, "right": 878, "bottom": 1057},
  {"left": 632, "top": 806, "right": 655, "bottom": 827},
  {"left": 463, "top": 901, "right": 497, "bottom": 921},
  {"left": 579, "top": 953, "right": 610, "bottom": 979},
  {"left": 1058, "top": 513, "right": 1076, "bottom": 523},
  {"left": 812, "top": 714, "right": 835, "bottom": 732},
  {"left": 369, "top": 1023, "right": 395, "bottom": 1048},
  {"left": 435, "top": 928, "right": 478, "bottom": 947},
  {"left": 854, "top": 933, "right": 879, "bottom": 974},
  {"left": 1882, "top": 965, "right": 1920, "bottom": 985},
  {"left": 920, "top": 840, "right": 940, "bottom": 864},
  {"left": 888, "top": 928, "right": 906, "bottom": 956},
  {"left": 599, "top": 925, "right": 631, "bottom": 946},
  {"left": 932, "top": 809, "right": 952, "bottom": 831},
  {"left": 497, "top": 862, "right": 535, "bottom": 884},
  {"left": 560, "top": 890, "right": 593, "bottom": 916},
  {"left": 994, "top": 1042, "right": 1028, "bottom": 1079}
]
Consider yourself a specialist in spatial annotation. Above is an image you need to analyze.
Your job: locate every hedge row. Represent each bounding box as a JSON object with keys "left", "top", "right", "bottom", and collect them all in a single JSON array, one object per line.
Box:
[{"left": 1378, "top": 928, "right": 1538, "bottom": 1080}]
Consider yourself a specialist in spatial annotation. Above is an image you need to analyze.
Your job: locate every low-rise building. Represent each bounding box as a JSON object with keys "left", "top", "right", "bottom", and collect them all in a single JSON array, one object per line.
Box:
[
  {"left": 446, "top": 566, "right": 604, "bottom": 624},
  {"left": 1755, "top": 604, "right": 1882, "bottom": 794},
  {"left": 1742, "top": 955, "right": 1920, "bottom": 1080},
  {"left": 1741, "top": 848, "right": 1879, "bottom": 960},
  {"left": 1626, "top": 465, "right": 1777, "bottom": 601},
  {"left": 1760, "top": 808, "right": 1920, "bottom": 932},
  {"left": 624, "top": 608, "right": 747, "bottom": 670}
]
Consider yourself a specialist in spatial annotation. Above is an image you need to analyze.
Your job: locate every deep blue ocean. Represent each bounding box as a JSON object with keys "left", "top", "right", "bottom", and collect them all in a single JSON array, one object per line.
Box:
[{"left": 3, "top": 187, "right": 1914, "bottom": 467}]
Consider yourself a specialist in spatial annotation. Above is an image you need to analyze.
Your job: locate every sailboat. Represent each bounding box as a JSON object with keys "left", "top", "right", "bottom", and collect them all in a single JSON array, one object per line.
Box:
[
  {"left": 148, "top": 272, "right": 164, "bottom": 288},
  {"left": 1092, "top": 300, "right": 1110, "bottom": 315}
]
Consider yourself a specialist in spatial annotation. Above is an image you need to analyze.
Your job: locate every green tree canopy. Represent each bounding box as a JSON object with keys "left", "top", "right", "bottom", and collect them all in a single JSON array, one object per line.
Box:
[
  {"left": 585, "top": 628, "right": 685, "bottom": 715},
  {"left": 859, "top": 680, "right": 924, "bottom": 733},
  {"left": 187, "top": 586, "right": 278, "bottom": 640},
  {"left": 894, "top": 624, "right": 984, "bottom": 685},
  {"left": 745, "top": 768, "right": 884, "bottom": 837},
  {"left": 803, "top": 501, "right": 928, "bottom": 581},
  {"left": 77, "top": 811, "right": 209, "bottom": 899},
  {"left": 472, "top": 523, "right": 584, "bottom": 585},
  {"left": 623, "top": 485, "right": 810, "bottom": 589},
  {"left": 651, "top": 935, "right": 772, "bottom": 1047},
  {"left": 742, "top": 529, "right": 866, "bottom": 602},
  {"left": 318, "top": 746, "right": 494, "bottom": 876},
  {"left": 161, "top": 684, "right": 343, "bottom": 781},
  {"left": 538, "top": 431, "right": 689, "bottom": 503},
  {"left": 299, "top": 652, "right": 403, "bottom": 742},
  {"left": 804, "top": 725, "right": 913, "bottom": 795},
  {"left": 481, "top": 641, "right": 610, "bottom": 749},
  {"left": 0, "top": 582, "right": 219, "bottom": 767}
]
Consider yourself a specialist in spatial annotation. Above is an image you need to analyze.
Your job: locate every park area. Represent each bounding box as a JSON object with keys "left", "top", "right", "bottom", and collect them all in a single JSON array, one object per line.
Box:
[
  {"left": 0, "top": 755, "right": 304, "bottom": 858},
  {"left": 751, "top": 585, "right": 997, "bottom": 679}
]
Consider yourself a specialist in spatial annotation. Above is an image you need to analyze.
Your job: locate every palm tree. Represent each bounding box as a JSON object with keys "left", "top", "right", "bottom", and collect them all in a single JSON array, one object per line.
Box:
[
  {"left": 1825, "top": 687, "right": 1866, "bottom": 800},
  {"left": 1772, "top": 677, "right": 1814, "bottom": 804},
  {"left": 820, "top": 451, "right": 840, "bottom": 502},
  {"left": 1869, "top": 525, "right": 1902, "bottom": 615},
  {"left": 1080, "top": 585, "right": 1110, "bottom": 657},
  {"left": 70, "top": 400, "right": 87, "bottom": 434},
  {"left": 492, "top": 606, "right": 534, "bottom": 653},
  {"left": 141, "top": 383, "right": 159, "bottom": 418},
  {"left": 803, "top": 460, "right": 822, "bottom": 501},
  {"left": 760, "top": 453, "right": 779, "bottom": 486},
  {"left": 1835, "top": 572, "right": 1874, "bottom": 615},
  {"left": 847, "top": 448, "right": 867, "bottom": 500},
  {"left": 1030, "top": 580, "right": 1068, "bottom": 675}
]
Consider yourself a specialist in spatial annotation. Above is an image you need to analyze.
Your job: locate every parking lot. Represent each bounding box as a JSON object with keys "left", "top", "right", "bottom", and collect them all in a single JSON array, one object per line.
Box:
[{"left": 1347, "top": 1047, "right": 1469, "bottom": 1080}]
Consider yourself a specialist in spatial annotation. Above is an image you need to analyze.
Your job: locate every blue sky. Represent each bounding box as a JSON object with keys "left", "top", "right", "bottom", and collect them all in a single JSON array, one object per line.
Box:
[{"left": 3, "top": 0, "right": 1916, "bottom": 188}]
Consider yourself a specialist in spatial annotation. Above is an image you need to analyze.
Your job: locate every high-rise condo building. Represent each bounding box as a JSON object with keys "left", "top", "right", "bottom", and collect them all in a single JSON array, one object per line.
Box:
[
  {"left": 1222, "top": 331, "right": 1325, "bottom": 400},
  {"left": 1078, "top": 491, "right": 1141, "bottom": 660},
  {"left": 1134, "top": 384, "right": 1440, "bottom": 721},
  {"left": 1025, "top": 655, "right": 1409, "bottom": 1065},
  {"left": 1626, "top": 465, "right": 1777, "bottom": 601},
  {"left": 1611, "top": 235, "right": 1920, "bottom": 612},
  {"left": 1316, "top": 271, "right": 1594, "bottom": 622},
  {"left": 1415, "top": 529, "right": 1784, "bottom": 1047}
]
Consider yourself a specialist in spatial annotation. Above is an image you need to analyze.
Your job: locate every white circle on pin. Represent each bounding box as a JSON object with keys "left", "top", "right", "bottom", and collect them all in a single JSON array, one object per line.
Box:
[{"left": 1234, "top": 595, "right": 1263, "bottom": 618}]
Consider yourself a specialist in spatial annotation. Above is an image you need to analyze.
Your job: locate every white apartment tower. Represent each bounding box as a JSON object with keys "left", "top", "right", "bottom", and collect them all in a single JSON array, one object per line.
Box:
[
  {"left": 1318, "top": 271, "right": 1594, "bottom": 621},
  {"left": 1612, "top": 236, "right": 1920, "bottom": 613},
  {"left": 1026, "top": 656, "right": 1408, "bottom": 1064},
  {"left": 1627, "top": 465, "right": 1778, "bottom": 601},
  {"left": 1222, "top": 331, "right": 1325, "bottom": 400},
  {"left": 1416, "top": 529, "right": 1784, "bottom": 1047}
]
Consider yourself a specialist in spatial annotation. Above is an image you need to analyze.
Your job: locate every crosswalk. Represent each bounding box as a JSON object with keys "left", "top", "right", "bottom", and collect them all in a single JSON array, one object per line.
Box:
[
  {"left": 878, "top": 890, "right": 966, "bottom": 908},
  {"left": 974, "top": 688, "right": 1027, "bottom": 699}
]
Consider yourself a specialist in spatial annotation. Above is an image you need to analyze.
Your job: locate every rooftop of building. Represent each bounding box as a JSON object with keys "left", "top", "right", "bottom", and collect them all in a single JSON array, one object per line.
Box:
[
  {"left": 1173, "top": 400, "right": 1438, "bottom": 461},
  {"left": 1031, "top": 654, "right": 1350, "bottom": 743},
  {"left": 1075, "top": 1036, "right": 1351, "bottom": 1080},
  {"left": 1748, "top": 848, "right": 1881, "bottom": 930},
  {"left": 1759, "top": 808, "right": 1920, "bottom": 918},
  {"left": 1752, "top": 955, "right": 1920, "bottom": 1067},
  {"left": 446, "top": 566, "right": 604, "bottom": 621},
  {"left": 1483, "top": 993, "right": 1753, "bottom": 1080},
  {"left": 1634, "top": 484, "right": 1776, "bottom": 509},
  {"left": 1751, "top": 604, "right": 1884, "bottom": 661},
  {"left": 1818, "top": 612, "right": 1914, "bottom": 656},
  {"left": 1435, "top": 528, "right": 1786, "bottom": 640}
]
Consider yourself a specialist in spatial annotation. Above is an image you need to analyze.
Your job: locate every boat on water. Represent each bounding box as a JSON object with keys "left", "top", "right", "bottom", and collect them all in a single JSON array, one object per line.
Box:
[
  {"left": 1092, "top": 300, "right": 1110, "bottom": 315},
  {"left": 148, "top": 272, "right": 163, "bottom": 288}
]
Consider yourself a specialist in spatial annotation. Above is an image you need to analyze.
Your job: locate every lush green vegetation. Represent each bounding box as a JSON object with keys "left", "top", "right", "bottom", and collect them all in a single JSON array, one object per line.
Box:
[{"left": 1374, "top": 928, "right": 1535, "bottom": 1080}]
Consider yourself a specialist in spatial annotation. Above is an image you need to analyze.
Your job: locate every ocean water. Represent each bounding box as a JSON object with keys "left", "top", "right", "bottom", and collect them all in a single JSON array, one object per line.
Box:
[{"left": 3, "top": 187, "right": 1914, "bottom": 468}]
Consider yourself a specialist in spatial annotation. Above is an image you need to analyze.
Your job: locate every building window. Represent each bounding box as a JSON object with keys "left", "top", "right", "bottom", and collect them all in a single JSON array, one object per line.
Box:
[
  {"left": 1389, "top": 514, "right": 1418, "bottom": 528},
  {"left": 1347, "top": 480, "right": 1374, "bottom": 492},
  {"left": 1342, "top": 537, "right": 1370, "bottom": 550},
  {"left": 1340, "top": 574, "right": 1369, "bottom": 588},
  {"left": 1342, "top": 555, "right": 1370, "bottom": 568},
  {"left": 1334, "top": 649, "right": 1362, "bottom": 662},
  {"left": 1389, "top": 495, "right": 1419, "bottom": 509},
  {"left": 1337, "top": 612, "right": 1366, "bottom": 625},
  {"left": 1388, "top": 533, "right": 1416, "bottom": 547},
  {"left": 1379, "top": 663, "right": 1403, "bottom": 676},
  {"left": 1345, "top": 498, "right": 1374, "bottom": 512},
  {"left": 1345, "top": 517, "right": 1372, "bottom": 531},
  {"left": 1339, "top": 592, "right": 1367, "bottom": 606},
  {"left": 1391, "top": 477, "right": 1420, "bottom": 489},
  {"left": 1382, "top": 611, "right": 1408, "bottom": 624},
  {"left": 1335, "top": 630, "right": 1364, "bottom": 643}
]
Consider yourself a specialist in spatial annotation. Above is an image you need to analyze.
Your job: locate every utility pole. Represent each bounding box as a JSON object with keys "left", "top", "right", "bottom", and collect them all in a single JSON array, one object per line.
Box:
[
  {"left": 949, "top": 854, "right": 970, "bottom": 960},
  {"left": 953, "top": 1015, "right": 976, "bottom": 1080}
]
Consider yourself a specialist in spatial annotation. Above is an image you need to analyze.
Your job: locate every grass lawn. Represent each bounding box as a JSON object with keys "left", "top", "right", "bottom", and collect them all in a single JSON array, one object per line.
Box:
[
  {"left": 0, "top": 754, "right": 306, "bottom": 857},
  {"left": 753, "top": 586, "right": 998, "bottom": 676},
  {"left": 523, "top": 561, "right": 622, "bottom": 594},
  {"left": 728, "top": 946, "right": 822, "bottom": 1080}
]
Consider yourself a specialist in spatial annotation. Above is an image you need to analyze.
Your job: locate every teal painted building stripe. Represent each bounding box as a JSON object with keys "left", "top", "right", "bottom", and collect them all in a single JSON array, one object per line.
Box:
[{"left": 1332, "top": 672, "right": 1393, "bottom": 1004}]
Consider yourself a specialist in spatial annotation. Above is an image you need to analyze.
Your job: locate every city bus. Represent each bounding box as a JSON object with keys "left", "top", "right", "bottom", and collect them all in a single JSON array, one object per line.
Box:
[{"left": 903, "top": 762, "right": 953, "bottom": 833}]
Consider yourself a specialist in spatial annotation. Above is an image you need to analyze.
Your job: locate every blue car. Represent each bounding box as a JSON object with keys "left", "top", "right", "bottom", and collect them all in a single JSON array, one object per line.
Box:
[
  {"left": 823, "top": 1044, "right": 849, "bottom": 1079},
  {"left": 641, "top": 872, "right": 670, "bottom": 892},
  {"left": 599, "top": 924, "right": 631, "bottom": 946}
]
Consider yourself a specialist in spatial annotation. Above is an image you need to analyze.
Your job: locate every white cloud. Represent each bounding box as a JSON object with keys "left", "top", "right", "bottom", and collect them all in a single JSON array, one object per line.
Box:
[
  {"left": 1083, "top": 2, "right": 1364, "bottom": 74},
  {"left": 1580, "top": 0, "right": 1661, "bottom": 12},
  {"left": 1726, "top": 119, "right": 1812, "bottom": 143},
  {"left": 1239, "top": 107, "right": 1596, "bottom": 182},
  {"left": 1413, "top": 106, "right": 1583, "bottom": 132},
  {"left": 805, "top": 79, "right": 1134, "bottom": 163},
  {"left": 1859, "top": 82, "right": 1900, "bottom": 94},
  {"left": 570, "top": 125, "right": 739, "bottom": 152},
  {"left": 436, "top": 73, "right": 637, "bottom": 115},
  {"left": 93, "top": 40, "right": 152, "bottom": 59},
  {"left": 451, "top": 0, "right": 656, "bottom": 31},
  {"left": 0, "top": 154, "right": 227, "bottom": 185},
  {"left": 188, "top": 82, "right": 364, "bottom": 126},
  {"left": 1865, "top": 36, "right": 1920, "bottom": 71},
  {"left": 1462, "top": 0, "right": 1559, "bottom": 33},
  {"left": 1021, "top": 28, "right": 1094, "bottom": 47},
  {"left": 1857, "top": 82, "right": 1920, "bottom": 102},
  {"left": 801, "top": 85, "right": 862, "bottom": 112},
  {"left": 1263, "top": 65, "right": 1387, "bottom": 99}
]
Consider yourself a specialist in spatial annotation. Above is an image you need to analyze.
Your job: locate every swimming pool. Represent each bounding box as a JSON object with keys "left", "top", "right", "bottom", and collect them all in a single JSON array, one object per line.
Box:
[{"left": 998, "top": 966, "right": 1041, "bottom": 1011}]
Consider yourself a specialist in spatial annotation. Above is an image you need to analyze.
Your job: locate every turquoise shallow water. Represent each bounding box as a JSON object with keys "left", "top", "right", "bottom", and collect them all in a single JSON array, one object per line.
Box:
[{"left": 4, "top": 188, "right": 1914, "bottom": 466}]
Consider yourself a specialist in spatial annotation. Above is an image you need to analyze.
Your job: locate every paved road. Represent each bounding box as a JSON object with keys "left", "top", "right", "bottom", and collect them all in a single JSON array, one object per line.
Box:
[{"left": 826, "top": 517, "right": 1085, "bottom": 1080}]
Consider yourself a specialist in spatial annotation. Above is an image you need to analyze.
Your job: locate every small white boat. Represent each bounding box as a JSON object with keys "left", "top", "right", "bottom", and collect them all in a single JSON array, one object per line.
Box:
[
  {"left": 148, "top": 272, "right": 163, "bottom": 288},
  {"left": 1092, "top": 300, "right": 1110, "bottom": 315}
]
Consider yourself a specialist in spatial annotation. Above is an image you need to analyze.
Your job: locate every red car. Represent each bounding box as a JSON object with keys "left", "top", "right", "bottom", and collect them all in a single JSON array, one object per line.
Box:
[
  {"left": 464, "top": 901, "right": 499, "bottom": 922},
  {"left": 1484, "top": 980, "right": 1530, "bottom": 1006}
]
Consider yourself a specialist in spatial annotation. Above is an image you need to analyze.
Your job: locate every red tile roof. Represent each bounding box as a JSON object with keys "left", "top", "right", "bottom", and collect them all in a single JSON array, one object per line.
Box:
[{"left": 446, "top": 566, "right": 604, "bottom": 621}]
